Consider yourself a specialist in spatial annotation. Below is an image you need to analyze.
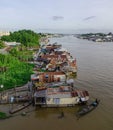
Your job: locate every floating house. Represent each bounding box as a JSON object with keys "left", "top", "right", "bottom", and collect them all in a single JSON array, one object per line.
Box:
[
  {"left": 33, "top": 43, "right": 77, "bottom": 74},
  {"left": 32, "top": 42, "right": 89, "bottom": 107},
  {"left": 34, "top": 85, "right": 89, "bottom": 107},
  {"left": 31, "top": 72, "right": 66, "bottom": 83}
]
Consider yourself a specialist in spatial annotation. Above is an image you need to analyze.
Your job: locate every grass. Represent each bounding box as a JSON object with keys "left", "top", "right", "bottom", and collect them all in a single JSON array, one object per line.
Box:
[{"left": 0, "top": 112, "right": 8, "bottom": 119}]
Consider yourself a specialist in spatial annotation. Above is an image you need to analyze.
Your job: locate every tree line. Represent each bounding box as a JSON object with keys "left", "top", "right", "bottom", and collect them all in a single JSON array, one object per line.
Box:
[{"left": 1, "top": 29, "right": 40, "bottom": 47}]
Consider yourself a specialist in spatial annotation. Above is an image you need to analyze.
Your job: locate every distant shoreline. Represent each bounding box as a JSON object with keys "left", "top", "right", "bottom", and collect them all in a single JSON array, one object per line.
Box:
[{"left": 76, "top": 32, "right": 113, "bottom": 42}]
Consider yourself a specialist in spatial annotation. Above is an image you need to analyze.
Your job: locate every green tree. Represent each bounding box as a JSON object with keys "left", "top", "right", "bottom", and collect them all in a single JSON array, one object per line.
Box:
[
  {"left": 0, "top": 40, "right": 5, "bottom": 49},
  {"left": 1, "top": 29, "right": 40, "bottom": 47},
  {"left": 0, "top": 54, "right": 34, "bottom": 90}
]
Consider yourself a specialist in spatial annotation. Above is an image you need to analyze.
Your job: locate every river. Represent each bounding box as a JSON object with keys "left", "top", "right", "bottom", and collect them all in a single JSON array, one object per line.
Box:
[{"left": 0, "top": 36, "right": 113, "bottom": 130}]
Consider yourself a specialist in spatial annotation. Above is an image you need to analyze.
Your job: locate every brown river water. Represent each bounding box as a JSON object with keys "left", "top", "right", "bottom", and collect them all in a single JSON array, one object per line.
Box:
[{"left": 0, "top": 36, "right": 113, "bottom": 130}]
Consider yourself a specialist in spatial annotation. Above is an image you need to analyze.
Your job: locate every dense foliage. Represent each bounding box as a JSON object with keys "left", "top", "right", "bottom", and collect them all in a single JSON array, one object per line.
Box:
[
  {"left": 0, "top": 30, "right": 44, "bottom": 90},
  {"left": 0, "top": 54, "right": 34, "bottom": 90},
  {"left": 9, "top": 45, "right": 34, "bottom": 61},
  {"left": 0, "top": 40, "right": 5, "bottom": 49},
  {"left": 1, "top": 30, "right": 40, "bottom": 47}
]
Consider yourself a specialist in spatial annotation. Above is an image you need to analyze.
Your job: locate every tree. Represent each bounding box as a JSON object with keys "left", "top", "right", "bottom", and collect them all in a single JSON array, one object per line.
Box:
[{"left": 0, "top": 40, "right": 5, "bottom": 49}]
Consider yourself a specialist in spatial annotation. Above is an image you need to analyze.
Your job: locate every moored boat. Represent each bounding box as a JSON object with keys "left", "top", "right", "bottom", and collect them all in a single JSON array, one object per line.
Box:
[
  {"left": 76, "top": 99, "right": 100, "bottom": 118},
  {"left": 9, "top": 102, "right": 31, "bottom": 114}
]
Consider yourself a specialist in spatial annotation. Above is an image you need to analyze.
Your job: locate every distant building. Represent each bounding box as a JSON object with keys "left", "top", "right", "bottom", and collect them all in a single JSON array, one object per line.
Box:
[
  {"left": 4, "top": 42, "right": 21, "bottom": 46},
  {"left": 0, "top": 31, "right": 10, "bottom": 37},
  {"left": 95, "top": 38, "right": 103, "bottom": 42}
]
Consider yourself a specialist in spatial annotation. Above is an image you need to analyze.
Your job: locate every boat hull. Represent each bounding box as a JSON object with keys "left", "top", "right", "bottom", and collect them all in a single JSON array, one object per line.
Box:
[
  {"left": 76, "top": 100, "right": 100, "bottom": 118},
  {"left": 9, "top": 102, "right": 31, "bottom": 114}
]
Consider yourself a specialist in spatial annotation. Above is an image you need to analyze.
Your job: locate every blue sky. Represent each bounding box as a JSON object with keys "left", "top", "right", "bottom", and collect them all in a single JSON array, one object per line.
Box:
[{"left": 0, "top": 0, "right": 113, "bottom": 33}]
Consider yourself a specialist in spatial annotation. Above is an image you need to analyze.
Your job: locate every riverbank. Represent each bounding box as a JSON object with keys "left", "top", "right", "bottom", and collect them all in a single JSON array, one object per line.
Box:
[{"left": 0, "top": 82, "right": 34, "bottom": 119}]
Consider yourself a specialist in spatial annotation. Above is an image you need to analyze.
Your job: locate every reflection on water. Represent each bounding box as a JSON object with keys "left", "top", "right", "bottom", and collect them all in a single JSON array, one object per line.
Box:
[{"left": 35, "top": 106, "right": 80, "bottom": 119}]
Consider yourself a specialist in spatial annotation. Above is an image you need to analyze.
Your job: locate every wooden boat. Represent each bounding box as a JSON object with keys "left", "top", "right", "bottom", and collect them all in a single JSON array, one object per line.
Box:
[
  {"left": 76, "top": 99, "right": 100, "bottom": 118},
  {"left": 9, "top": 102, "right": 32, "bottom": 114}
]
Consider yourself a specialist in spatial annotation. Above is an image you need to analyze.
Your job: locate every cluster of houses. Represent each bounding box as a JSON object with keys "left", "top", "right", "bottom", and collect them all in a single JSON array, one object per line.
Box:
[
  {"left": 31, "top": 42, "right": 89, "bottom": 107},
  {"left": 76, "top": 32, "right": 113, "bottom": 42}
]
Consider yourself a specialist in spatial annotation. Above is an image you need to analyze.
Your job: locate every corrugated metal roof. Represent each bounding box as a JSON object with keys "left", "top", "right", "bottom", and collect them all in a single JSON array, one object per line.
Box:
[
  {"left": 34, "top": 89, "right": 47, "bottom": 97},
  {"left": 47, "top": 93, "right": 71, "bottom": 98}
]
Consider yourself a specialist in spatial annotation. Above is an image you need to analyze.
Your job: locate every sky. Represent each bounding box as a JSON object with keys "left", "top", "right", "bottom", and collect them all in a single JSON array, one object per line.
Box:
[{"left": 0, "top": 0, "right": 113, "bottom": 33}]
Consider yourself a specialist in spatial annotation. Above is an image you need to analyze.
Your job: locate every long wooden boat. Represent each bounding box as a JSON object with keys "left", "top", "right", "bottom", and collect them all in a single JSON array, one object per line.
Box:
[
  {"left": 9, "top": 102, "right": 31, "bottom": 114},
  {"left": 76, "top": 99, "right": 100, "bottom": 118}
]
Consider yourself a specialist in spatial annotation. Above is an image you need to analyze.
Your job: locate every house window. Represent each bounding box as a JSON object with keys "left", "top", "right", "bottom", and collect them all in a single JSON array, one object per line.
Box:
[{"left": 53, "top": 98, "right": 60, "bottom": 104}]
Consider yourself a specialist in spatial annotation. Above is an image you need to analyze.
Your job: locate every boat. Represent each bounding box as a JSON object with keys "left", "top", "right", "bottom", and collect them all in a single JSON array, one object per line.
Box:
[
  {"left": 9, "top": 102, "right": 32, "bottom": 114},
  {"left": 76, "top": 99, "right": 100, "bottom": 118}
]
